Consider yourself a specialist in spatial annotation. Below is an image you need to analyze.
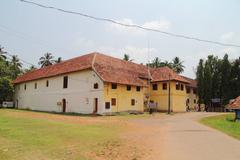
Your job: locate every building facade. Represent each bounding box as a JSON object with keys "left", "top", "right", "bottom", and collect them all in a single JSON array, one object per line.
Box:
[{"left": 13, "top": 52, "right": 198, "bottom": 114}]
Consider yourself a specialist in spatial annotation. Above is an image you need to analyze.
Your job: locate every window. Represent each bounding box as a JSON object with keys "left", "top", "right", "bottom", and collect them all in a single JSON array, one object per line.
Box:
[
  {"left": 63, "top": 76, "right": 68, "bottom": 88},
  {"left": 126, "top": 85, "right": 131, "bottom": 91},
  {"left": 111, "top": 98, "right": 116, "bottom": 106},
  {"left": 176, "top": 83, "right": 180, "bottom": 90},
  {"left": 34, "top": 83, "right": 37, "bottom": 89},
  {"left": 136, "top": 86, "right": 141, "bottom": 92},
  {"left": 152, "top": 84, "right": 158, "bottom": 90},
  {"left": 186, "top": 87, "right": 191, "bottom": 93},
  {"left": 46, "top": 80, "right": 49, "bottom": 87},
  {"left": 181, "top": 84, "right": 184, "bottom": 91},
  {"left": 105, "top": 102, "right": 110, "bottom": 109},
  {"left": 131, "top": 99, "right": 135, "bottom": 106},
  {"left": 194, "top": 99, "right": 196, "bottom": 104},
  {"left": 112, "top": 83, "right": 117, "bottom": 89},
  {"left": 193, "top": 89, "right": 197, "bottom": 94},
  {"left": 94, "top": 83, "right": 99, "bottom": 89},
  {"left": 162, "top": 83, "right": 167, "bottom": 90},
  {"left": 24, "top": 84, "right": 27, "bottom": 90}
]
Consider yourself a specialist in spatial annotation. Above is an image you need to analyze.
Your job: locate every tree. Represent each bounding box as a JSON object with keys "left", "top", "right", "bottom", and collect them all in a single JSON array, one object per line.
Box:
[
  {"left": 203, "top": 59, "right": 212, "bottom": 105},
  {"left": 123, "top": 54, "right": 133, "bottom": 62},
  {"left": 230, "top": 57, "right": 240, "bottom": 98},
  {"left": 24, "top": 65, "right": 37, "bottom": 73},
  {"left": 147, "top": 57, "right": 173, "bottom": 68},
  {"left": 39, "top": 52, "right": 55, "bottom": 68},
  {"left": 172, "top": 57, "right": 185, "bottom": 73},
  {"left": 220, "top": 54, "right": 231, "bottom": 104},
  {"left": 196, "top": 54, "right": 240, "bottom": 106},
  {"left": 196, "top": 59, "right": 204, "bottom": 104},
  {"left": 0, "top": 77, "right": 13, "bottom": 104},
  {"left": 55, "top": 57, "right": 62, "bottom": 63},
  {"left": 0, "top": 45, "right": 7, "bottom": 60},
  {"left": 10, "top": 55, "right": 23, "bottom": 79}
]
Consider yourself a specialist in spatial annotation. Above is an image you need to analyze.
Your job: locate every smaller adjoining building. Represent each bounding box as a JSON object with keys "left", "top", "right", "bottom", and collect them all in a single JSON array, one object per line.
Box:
[{"left": 227, "top": 96, "right": 240, "bottom": 121}]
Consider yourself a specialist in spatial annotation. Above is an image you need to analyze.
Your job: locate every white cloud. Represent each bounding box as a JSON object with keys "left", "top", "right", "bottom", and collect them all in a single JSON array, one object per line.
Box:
[
  {"left": 97, "top": 45, "right": 157, "bottom": 63},
  {"left": 142, "top": 20, "right": 171, "bottom": 30},
  {"left": 109, "top": 18, "right": 171, "bottom": 35},
  {"left": 220, "top": 32, "right": 234, "bottom": 41}
]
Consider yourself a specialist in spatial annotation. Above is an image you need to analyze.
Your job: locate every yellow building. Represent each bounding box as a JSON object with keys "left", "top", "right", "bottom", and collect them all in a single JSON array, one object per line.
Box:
[{"left": 13, "top": 52, "right": 197, "bottom": 114}]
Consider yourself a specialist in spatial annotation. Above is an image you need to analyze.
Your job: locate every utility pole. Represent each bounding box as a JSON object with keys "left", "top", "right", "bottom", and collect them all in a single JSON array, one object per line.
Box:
[{"left": 168, "top": 73, "right": 171, "bottom": 114}]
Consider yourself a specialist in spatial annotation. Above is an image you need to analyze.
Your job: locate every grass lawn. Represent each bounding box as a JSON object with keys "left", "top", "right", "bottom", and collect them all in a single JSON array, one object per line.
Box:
[
  {"left": 0, "top": 109, "right": 124, "bottom": 160},
  {"left": 200, "top": 113, "right": 240, "bottom": 140}
]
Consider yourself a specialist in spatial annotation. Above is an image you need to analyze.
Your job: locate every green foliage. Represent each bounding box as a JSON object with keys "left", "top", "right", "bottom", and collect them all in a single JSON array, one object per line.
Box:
[
  {"left": 201, "top": 114, "right": 240, "bottom": 140},
  {"left": 196, "top": 54, "right": 240, "bottom": 105},
  {"left": 147, "top": 56, "right": 185, "bottom": 73},
  {"left": 123, "top": 54, "right": 133, "bottom": 62},
  {"left": 0, "top": 77, "right": 14, "bottom": 103},
  {"left": 38, "top": 52, "right": 55, "bottom": 68}
]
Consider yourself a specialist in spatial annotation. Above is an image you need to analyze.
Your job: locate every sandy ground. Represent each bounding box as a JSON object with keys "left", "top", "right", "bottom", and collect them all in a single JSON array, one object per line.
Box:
[
  {"left": 3, "top": 110, "right": 240, "bottom": 160},
  {"left": 125, "top": 112, "right": 240, "bottom": 160}
]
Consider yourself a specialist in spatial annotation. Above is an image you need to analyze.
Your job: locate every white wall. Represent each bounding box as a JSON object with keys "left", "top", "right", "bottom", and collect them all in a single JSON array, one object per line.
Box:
[{"left": 14, "top": 69, "right": 106, "bottom": 114}]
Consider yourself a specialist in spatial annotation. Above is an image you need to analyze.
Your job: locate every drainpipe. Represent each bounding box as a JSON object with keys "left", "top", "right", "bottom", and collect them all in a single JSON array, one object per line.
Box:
[{"left": 168, "top": 73, "right": 171, "bottom": 114}]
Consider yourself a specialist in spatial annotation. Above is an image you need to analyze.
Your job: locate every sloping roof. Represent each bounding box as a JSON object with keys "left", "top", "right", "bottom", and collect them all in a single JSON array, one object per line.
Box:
[
  {"left": 180, "top": 76, "right": 197, "bottom": 88},
  {"left": 93, "top": 53, "right": 149, "bottom": 86},
  {"left": 150, "top": 67, "right": 190, "bottom": 83},
  {"left": 13, "top": 52, "right": 191, "bottom": 86},
  {"left": 228, "top": 96, "right": 240, "bottom": 109},
  {"left": 13, "top": 53, "right": 94, "bottom": 84}
]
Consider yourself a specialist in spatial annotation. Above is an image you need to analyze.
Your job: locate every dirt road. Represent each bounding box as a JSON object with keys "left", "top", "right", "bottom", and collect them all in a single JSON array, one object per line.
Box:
[{"left": 126, "top": 112, "right": 240, "bottom": 160}]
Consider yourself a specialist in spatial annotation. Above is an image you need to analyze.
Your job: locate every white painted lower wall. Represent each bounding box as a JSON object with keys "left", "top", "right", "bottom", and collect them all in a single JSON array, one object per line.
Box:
[{"left": 14, "top": 69, "right": 108, "bottom": 114}]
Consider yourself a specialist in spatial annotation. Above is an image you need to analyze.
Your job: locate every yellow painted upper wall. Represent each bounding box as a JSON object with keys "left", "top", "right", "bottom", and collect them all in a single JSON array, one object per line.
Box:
[
  {"left": 104, "top": 83, "right": 147, "bottom": 112},
  {"left": 150, "top": 81, "right": 189, "bottom": 112}
]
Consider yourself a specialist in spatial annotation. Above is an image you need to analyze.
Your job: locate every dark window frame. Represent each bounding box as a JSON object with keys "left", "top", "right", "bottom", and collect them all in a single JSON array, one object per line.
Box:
[
  {"left": 46, "top": 80, "right": 49, "bottom": 87},
  {"left": 162, "top": 83, "right": 167, "bottom": 90},
  {"left": 111, "top": 83, "right": 117, "bottom": 89},
  {"left": 34, "top": 83, "right": 37, "bottom": 89},
  {"left": 181, "top": 84, "right": 184, "bottom": 91},
  {"left": 176, "top": 83, "right": 180, "bottom": 90},
  {"left": 152, "top": 84, "right": 158, "bottom": 90},
  {"left": 94, "top": 83, "right": 99, "bottom": 89},
  {"left": 111, "top": 98, "right": 116, "bottom": 106},
  {"left": 24, "top": 84, "right": 27, "bottom": 90},
  {"left": 136, "top": 86, "right": 141, "bottom": 92},
  {"left": 126, "top": 85, "right": 131, "bottom": 91},
  {"left": 186, "top": 87, "right": 191, "bottom": 93},
  {"left": 193, "top": 89, "right": 197, "bottom": 94},
  {"left": 63, "top": 76, "right": 68, "bottom": 89},
  {"left": 105, "top": 102, "right": 110, "bottom": 109},
  {"left": 131, "top": 99, "right": 135, "bottom": 106}
]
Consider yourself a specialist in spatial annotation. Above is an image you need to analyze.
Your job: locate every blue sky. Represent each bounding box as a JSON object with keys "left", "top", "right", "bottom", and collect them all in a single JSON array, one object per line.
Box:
[{"left": 1, "top": 0, "right": 240, "bottom": 78}]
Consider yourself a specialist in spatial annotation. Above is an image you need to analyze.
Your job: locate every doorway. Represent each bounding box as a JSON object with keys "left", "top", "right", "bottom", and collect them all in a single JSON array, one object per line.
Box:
[
  {"left": 93, "top": 98, "right": 98, "bottom": 114},
  {"left": 62, "top": 99, "right": 66, "bottom": 112}
]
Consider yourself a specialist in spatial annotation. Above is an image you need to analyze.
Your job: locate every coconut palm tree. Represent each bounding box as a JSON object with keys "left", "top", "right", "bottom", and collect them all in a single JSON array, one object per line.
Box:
[
  {"left": 39, "top": 53, "right": 55, "bottom": 68},
  {"left": 123, "top": 54, "right": 133, "bottom": 62},
  {"left": 55, "top": 57, "right": 62, "bottom": 63},
  {"left": 172, "top": 57, "right": 185, "bottom": 73},
  {"left": 0, "top": 46, "right": 7, "bottom": 60},
  {"left": 10, "top": 55, "right": 23, "bottom": 79},
  {"left": 24, "top": 65, "right": 37, "bottom": 73}
]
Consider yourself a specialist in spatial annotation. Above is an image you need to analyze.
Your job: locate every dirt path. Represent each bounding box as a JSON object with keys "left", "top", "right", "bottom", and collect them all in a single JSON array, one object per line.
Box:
[{"left": 124, "top": 112, "right": 240, "bottom": 160}]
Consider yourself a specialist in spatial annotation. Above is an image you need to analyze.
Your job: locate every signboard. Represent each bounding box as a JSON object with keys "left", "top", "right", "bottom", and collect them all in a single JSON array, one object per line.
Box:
[{"left": 211, "top": 98, "right": 221, "bottom": 103}]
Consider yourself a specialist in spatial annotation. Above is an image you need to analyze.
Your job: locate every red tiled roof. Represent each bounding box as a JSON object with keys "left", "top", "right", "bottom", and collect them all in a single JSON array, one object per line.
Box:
[
  {"left": 13, "top": 53, "right": 94, "bottom": 84},
  {"left": 93, "top": 53, "right": 148, "bottom": 86},
  {"left": 150, "top": 67, "right": 190, "bottom": 83},
  {"left": 180, "top": 76, "right": 197, "bottom": 88},
  {"left": 13, "top": 52, "right": 191, "bottom": 86},
  {"left": 228, "top": 96, "right": 240, "bottom": 109}
]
